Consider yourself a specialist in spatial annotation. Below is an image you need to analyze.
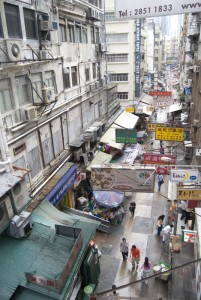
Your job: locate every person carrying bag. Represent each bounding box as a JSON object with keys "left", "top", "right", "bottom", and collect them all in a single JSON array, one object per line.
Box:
[{"left": 157, "top": 173, "right": 164, "bottom": 192}]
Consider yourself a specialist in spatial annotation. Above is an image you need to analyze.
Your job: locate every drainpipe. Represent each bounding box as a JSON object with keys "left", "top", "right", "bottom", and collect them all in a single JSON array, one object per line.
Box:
[{"left": 0, "top": 111, "right": 12, "bottom": 172}]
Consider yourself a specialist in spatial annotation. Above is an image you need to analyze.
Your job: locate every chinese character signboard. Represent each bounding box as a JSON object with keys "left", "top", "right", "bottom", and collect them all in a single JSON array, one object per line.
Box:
[
  {"left": 143, "top": 154, "right": 176, "bottom": 165},
  {"left": 177, "top": 189, "right": 201, "bottom": 200},
  {"left": 149, "top": 91, "right": 172, "bottom": 97},
  {"left": 135, "top": 19, "right": 141, "bottom": 97},
  {"left": 126, "top": 107, "right": 135, "bottom": 113},
  {"left": 182, "top": 230, "right": 197, "bottom": 243},
  {"left": 91, "top": 167, "right": 155, "bottom": 192},
  {"left": 170, "top": 169, "right": 199, "bottom": 183},
  {"left": 155, "top": 126, "right": 184, "bottom": 141},
  {"left": 115, "top": 128, "right": 137, "bottom": 144},
  {"left": 155, "top": 165, "right": 172, "bottom": 175},
  {"left": 147, "top": 123, "right": 164, "bottom": 132}
]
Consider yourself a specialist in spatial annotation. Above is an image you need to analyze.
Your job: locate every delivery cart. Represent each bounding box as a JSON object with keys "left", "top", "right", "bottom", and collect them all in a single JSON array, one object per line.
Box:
[{"left": 153, "top": 260, "right": 171, "bottom": 281}]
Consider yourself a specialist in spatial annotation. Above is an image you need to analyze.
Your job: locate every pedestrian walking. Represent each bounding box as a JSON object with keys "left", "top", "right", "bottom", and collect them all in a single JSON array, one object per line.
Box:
[
  {"left": 160, "top": 140, "right": 164, "bottom": 147},
  {"left": 159, "top": 146, "right": 165, "bottom": 155},
  {"left": 180, "top": 200, "right": 188, "bottom": 221},
  {"left": 130, "top": 245, "right": 140, "bottom": 271},
  {"left": 150, "top": 137, "right": 154, "bottom": 150},
  {"left": 157, "top": 173, "right": 164, "bottom": 192},
  {"left": 156, "top": 215, "right": 165, "bottom": 236},
  {"left": 129, "top": 201, "right": 136, "bottom": 217},
  {"left": 140, "top": 257, "right": 151, "bottom": 284},
  {"left": 120, "top": 238, "right": 129, "bottom": 261},
  {"left": 161, "top": 224, "right": 174, "bottom": 243}
]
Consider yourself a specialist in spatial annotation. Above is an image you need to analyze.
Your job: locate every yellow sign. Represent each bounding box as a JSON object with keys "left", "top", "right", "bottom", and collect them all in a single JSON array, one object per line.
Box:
[
  {"left": 126, "top": 107, "right": 135, "bottom": 113},
  {"left": 177, "top": 189, "right": 201, "bottom": 200},
  {"left": 147, "top": 123, "right": 164, "bottom": 132},
  {"left": 155, "top": 126, "right": 184, "bottom": 141}
]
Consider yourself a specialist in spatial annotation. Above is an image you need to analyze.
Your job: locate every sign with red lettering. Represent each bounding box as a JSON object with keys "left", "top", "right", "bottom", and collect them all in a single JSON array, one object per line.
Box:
[
  {"left": 149, "top": 91, "right": 172, "bottom": 97},
  {"left": 143, "top": 154, "right": 176, "bottom": 165}
]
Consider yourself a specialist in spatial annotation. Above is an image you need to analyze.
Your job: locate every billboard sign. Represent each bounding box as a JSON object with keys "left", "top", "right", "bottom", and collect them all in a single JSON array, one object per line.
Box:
[
  {"left": 170, "top": 169, "right": 199, "bottom": 183},
  {"left": 155, "top": 126, "right": 184, "bottom": 141},
  {"left": 149, "top": 91, "right": 172, "bottom": 97},
  {"left": 115, "top": 128, "right": 137, "bottom": 144},
  {"left": 135, "top": 19, "right": 141, "bottom": 97},
  {"left": 115, "top": 0, "right": 201, "bottom": 19},
  {"left": 143, "top": 154, "right": 176, "bottom": 165},
  {"left": 91, "top": 167, "right": 155, "bottom": 192},
  {"left": 177, "top": 189, "right": 201, "bottom": 200},
  {"left": 147, "top": 123, "right": 164, "bottom": 132},
  {"left": 126, "top": 107, "right": 135, "bottom": 113},
  {"left": 182, "top": 230, "right": 197, "bottom": 243}
]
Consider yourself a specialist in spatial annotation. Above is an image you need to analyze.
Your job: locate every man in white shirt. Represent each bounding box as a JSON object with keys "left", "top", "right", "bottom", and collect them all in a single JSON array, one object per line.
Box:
[
  {"left": 162, "top": 224, "right": 174, "bottom": 242},
  {"left": 180, "top": 200, "right": 188, "bottom": 221}
]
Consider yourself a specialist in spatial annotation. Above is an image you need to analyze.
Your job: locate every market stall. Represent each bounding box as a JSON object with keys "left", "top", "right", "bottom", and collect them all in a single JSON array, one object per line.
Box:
[
  {"left": 92, "top": 191, "right": 126, "bottom": 225},
  {"left": 153, "top": 260, "right": 171, "bottom": 281}
]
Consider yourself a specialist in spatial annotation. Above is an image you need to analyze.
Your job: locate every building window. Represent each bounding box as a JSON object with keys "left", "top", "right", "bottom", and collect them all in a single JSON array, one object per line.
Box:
[
  {"left": 82, "top": 26, "right": 88, "bottom": 43},
  {"left": 111, "top": 73, "right": 128, "bottom": 82},
  {"left": 5, "top": 3, "right": 22, "bottom": 38},
  {"left": 59, "top": 24, "right": 67, "bottom": 42},
  {"left": 97, "top": 62, "right": 101, "bottom": 79},
  {"left": 0, "top": 79, "right": 13, "bottom": 112},
  {"left": 85, "top": 65, "right": 90, "bottom": 82},
  {"left": 106, "top": 34, "right": 128, "bottom": 43},
  {"left": 64, "top": 68, "right": 70, "bottom": 89},
  {"left": 118, "top": 92, "right": 128, "bottom": 99},
  {"left": 92, "top": 63, "right": 96, "bottom": 79},
  {"left": 71, "top": 67, "right": 78, "bottom": 87},
  {"left": 45, "top": 71, "right": 56, "bottom": 93},
  {"left": 31, "top": 73, "right": 43, "bottom": 102},
  {"left": 75, "top": 23, "right": 82, "bottom": 43},
  {"left": 0, "top": 16, "right": 3, "bottom": 38},
  {"left": 107, "top": 54, "right": 128, "bottom": 62},
  {"left": 90, "top": 26, "right": 95, "bottom": 44},
  {"left": 105, "top": 12, "right": 115, "bottom": 22},
  {"left": 16, "top": 76, "right": 29, "bottom": 105},
  {"left": 23, "top": 8, "right": 37, "bottom": 39},
  {"left": 68, "top": 21, "right": 75, "bottom": 42},
  {"left": 95, "top": 27, "right": 100, "bottom": 44}
]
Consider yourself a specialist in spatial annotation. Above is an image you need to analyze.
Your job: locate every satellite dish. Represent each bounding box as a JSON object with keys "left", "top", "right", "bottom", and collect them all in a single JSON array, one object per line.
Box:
[{"left": 11, "top": 44, "right": 20, "bottom": 58}]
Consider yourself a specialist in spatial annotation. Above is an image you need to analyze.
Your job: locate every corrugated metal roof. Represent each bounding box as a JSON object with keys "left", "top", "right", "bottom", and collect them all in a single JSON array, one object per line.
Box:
[
  {"left": 87, "top": 151, "right": 112, "bottom": 171},
  {"left": 0, "top": 169, "right": 27, "bottom": 197},
  {"left": 0, "top": 201, "right": 99, "bottom": 300}
]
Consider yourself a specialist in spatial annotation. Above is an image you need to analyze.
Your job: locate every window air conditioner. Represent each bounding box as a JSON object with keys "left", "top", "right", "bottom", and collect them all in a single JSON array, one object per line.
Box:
[
  {"left": 40, "top": 50, "right": 51, "bottom": 60},
  {"left": 40, "top": 20, "right": 58, "bottom": 31},
  {"left": 101, "top": 43, "right": 107, "bottom": 52},
  {"left": 89, "top": 83, "right": 96, "bottom": 93},
  {"left": 23, "top": 106, "right": 37, "bottom": 121},
  {"left": 95, "top": 44, "right": 100, "bottom": 53},
  {"left": 42, "top": 87, "right": 55, "bottom": 103},
  {"left": 95, "top": 81, "right": 100, "bottom": 89},
  {"left": 73, "top": 149, "right": 83, "bottom": 162},
  {"left": 6, "top": 40, "right": 23, "bottom": 61},
  {"left": 193, "top": 65, "right": 200, "bottom": 73},
  {"left": 6, "top": 211, "right": 33, "bottom": 239},
  {"left": 10, "top": 180, "right": 30, "bottom": 213}
]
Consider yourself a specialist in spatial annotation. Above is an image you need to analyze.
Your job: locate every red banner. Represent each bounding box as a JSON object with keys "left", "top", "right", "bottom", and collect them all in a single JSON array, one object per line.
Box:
[
  {"left": 149, "top": 91, "right": 172, "bottom": 97},
  {"left": 155, "top": 165, "right": 172, "bottom": 175},
  {"left": 143, "top": 154, "right": 176, "bottom": 165}
]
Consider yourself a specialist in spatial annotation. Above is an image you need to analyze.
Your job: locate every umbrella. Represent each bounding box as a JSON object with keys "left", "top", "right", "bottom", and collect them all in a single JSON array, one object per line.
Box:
[{"left": 93, "top": 190, "right": 124, "bottom": 208}]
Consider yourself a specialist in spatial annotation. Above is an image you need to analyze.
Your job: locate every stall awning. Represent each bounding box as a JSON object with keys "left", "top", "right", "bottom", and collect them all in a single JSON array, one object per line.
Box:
[
  {"left": 113, "top": 111, "right": 139, "bottom": 129},
  {"left": 139, "top": 93, "right": 154, "bottom": 106},
  {"left": 100, "top": 124, "right": 124, "bottom": 150},
  {"left": 169, "top": 103, "right": 183, "bottom": 113},
  {"left": 87, "top": 151, "right": 112, "bottom": 171}
]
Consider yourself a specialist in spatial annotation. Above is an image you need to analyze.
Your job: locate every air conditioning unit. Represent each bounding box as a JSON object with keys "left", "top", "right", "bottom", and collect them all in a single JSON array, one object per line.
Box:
[
  {"left": 95, "top": 81, "right": 100, "bottom": 89},
  {"left": 87, "top": 7, "right": 96, "bottom": 19},
  {"left": 10, "top": 180, "right": 30, "bottom": 214},
  {"left": 73, "top": 148, "right": 83, "bottom": 162},
  {"left": 6, "top": 40, "right": 23, "bottom": 61},
  {"left": 40, "top": 20, "right": 58, "bottom": 31},
  {"left": 0, "top": 195, "right": 14, "bottom": 232},
  {"left": 89, "top": 83, "right": 96, "bottom": 93},
  {"left": 6, "top": 211, "right": 33, "bottom": 239},
  {"left": 23, "top": 106, "right": 37, "bottom": 121},
  {"left": 95, "top": 44, "right": 100, "bottom": 53},
  {"left": 39, "top": 50, "right": 51, "bottom": 60},
  {"left": 59, "top": 0, "right": 75, "bottom": 6},
  {"left": 42, "top": 87, "right": 55, "bottom": 103},
  {"left": 193, "top": 65, "right": 200, "bottom": 73},
  {"left": 191, "top": 43, "right": 198, "bottom": 51},
  {"left": 193, "top": 119, "right": 199, "bottom": 127},
  {"left": 99, "top": 78, "right": 105, "bottom": 87},
  {"left": 101, "top": 43, "right": 107, "bottom": 52}
]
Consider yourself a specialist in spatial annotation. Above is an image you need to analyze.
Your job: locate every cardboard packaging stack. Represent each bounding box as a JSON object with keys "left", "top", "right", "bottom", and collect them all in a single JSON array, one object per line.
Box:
[{"left": 170, "top": 235, "right": 181, "bottom": 252}]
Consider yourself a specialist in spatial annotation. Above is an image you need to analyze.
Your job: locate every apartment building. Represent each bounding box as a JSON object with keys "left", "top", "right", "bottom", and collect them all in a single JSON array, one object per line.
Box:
[{"left": 105, "top": 0, "right": 147, "bottom": 109}]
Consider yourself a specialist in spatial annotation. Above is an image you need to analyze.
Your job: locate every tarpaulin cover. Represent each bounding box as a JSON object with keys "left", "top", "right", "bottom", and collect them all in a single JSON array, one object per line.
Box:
[{"left": 93, "top": 190, "right": 124, "bottom": 208}]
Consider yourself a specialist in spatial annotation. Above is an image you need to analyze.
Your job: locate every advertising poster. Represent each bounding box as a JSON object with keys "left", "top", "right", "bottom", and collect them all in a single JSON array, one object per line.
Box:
[
  {"left": 143, "top": 154, "right": 176, "bottom": 165},
  {"left": 170, "top": 169, "right": 199, "bottom": 183},
  {"left": 91, "top": 167, "right": 155, "bottom": 192},
  {"left": 177, "top": 189, "right": 201, "bottom": 200}
]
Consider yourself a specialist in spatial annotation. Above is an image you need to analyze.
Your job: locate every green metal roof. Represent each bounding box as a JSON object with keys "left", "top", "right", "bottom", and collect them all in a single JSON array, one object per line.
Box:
[{"left": 0, "top": 201, "right": 100, "bottom": 300}]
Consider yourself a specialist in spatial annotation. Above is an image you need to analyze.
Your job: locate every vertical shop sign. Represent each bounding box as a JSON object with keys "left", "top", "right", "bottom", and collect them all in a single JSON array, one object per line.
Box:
[{"left": 135, "top": 19, "right": 141, "bottom": 98}]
